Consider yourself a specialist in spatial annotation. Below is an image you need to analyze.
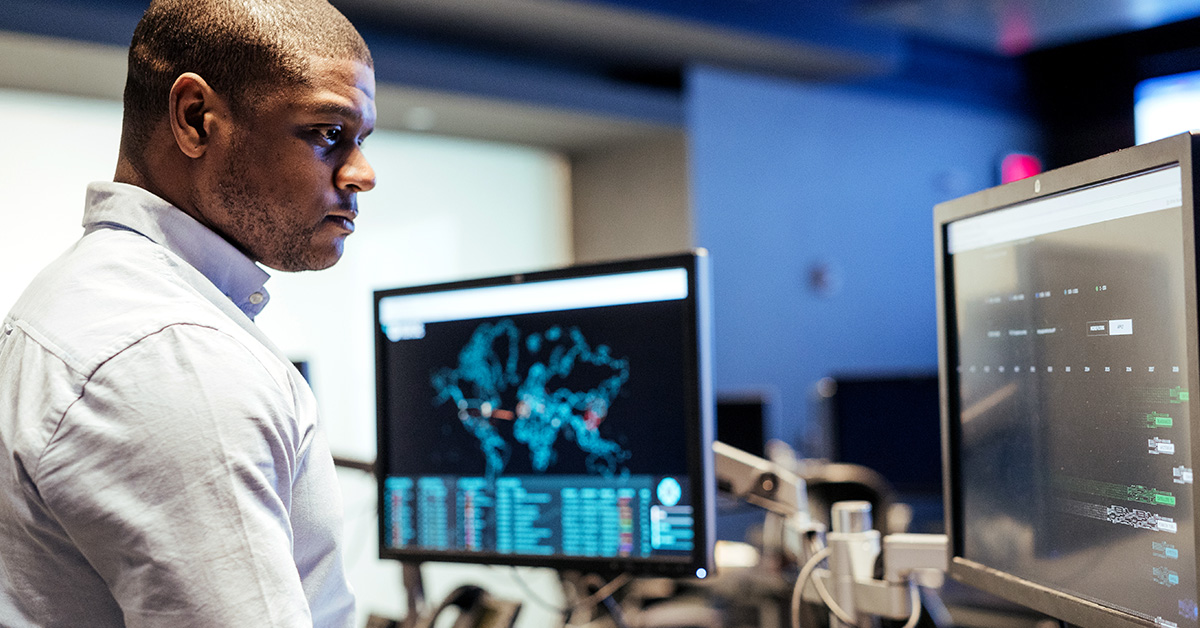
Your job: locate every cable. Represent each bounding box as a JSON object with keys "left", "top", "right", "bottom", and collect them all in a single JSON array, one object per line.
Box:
[
  {"left": 565, "top": 572, "right": 633, "bottom": 627},
  {"left": 792, "top": 548, "right": 922, "bottom": 628},
  {"left": 900, "top": 581, "right": 922, "bottom": 628},
  {"left": 806, "top": 535, "right": 823, "bottom": 556},
  {"left": 601, "top": 595, "right": 632, "bottom": 628},
  {"left": 579, "top": 572, "right": 632, "bottom": 609},
  {"left": 504, "top": 566, "right": 570, "bottom": 616},
  {"left": 791, "top": 547, "right": 830, "bottom": 628},
  {"left": 811, "top": 566, "right": 856, "bottom": 625}
]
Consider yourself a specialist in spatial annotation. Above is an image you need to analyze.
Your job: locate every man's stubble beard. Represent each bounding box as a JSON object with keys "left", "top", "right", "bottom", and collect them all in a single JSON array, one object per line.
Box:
[{"left": 213, "top": 146, "right": 332, "bottom": 272}]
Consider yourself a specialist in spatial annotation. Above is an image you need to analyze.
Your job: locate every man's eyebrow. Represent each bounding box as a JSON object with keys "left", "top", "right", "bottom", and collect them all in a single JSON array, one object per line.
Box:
[{"left": 307, "top": 102, "right": 366, "bottom": 121}]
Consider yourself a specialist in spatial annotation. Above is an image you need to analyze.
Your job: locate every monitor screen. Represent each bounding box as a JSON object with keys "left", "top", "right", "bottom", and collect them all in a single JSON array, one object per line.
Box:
[
  {"left": 374, "top": 252, "right": 714, "bottom": 577},
  {"left": 828, "top": 374, "right": 942, "bottom": 497},
  {"left": 716, "top": 394, "right": 767, "bottom": 459},
  {"left": 936, "top": 133, "right": 1200, "bottom": 627},
  {"left": 1136, "top": 70, "right": 1200, "bottom": 146}
]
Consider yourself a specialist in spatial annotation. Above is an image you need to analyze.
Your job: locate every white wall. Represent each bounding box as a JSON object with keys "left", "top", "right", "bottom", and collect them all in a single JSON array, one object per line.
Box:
[
  {"left": 570, "top": 132, "right": 692, "bottom": 263},
  {"left": 0, "top": 88, "right": 122, "bottom": 309},
  {"left": 0, "top": 87, "right": 572, "bottom": 627}
]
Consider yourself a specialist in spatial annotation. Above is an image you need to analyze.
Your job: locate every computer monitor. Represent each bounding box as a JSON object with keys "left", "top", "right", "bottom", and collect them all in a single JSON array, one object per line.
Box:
[
  {"left": 827, "top": 373, "right": 942, "bottom": 497},
  {"left": 936, "top": 132, "right": 1200, "bottom": 627},
  {"left": 374, "top": 252, "right": 715, "bottom": 578},
  {"left": 716, "top": 394, "right": 767, "bottom": 459},
  {"left": 1136, "top": 70, "right": 1200, "bottom": 146}
]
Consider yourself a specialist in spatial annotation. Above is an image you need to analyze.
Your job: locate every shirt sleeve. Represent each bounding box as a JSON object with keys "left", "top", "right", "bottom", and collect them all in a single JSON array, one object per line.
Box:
[{"left": 34, "top": 323, "right": 315, "bottom": 628}]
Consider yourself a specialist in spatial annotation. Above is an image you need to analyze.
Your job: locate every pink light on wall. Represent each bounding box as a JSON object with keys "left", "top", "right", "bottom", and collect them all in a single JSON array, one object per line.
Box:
[
  {"left": 997, "top": 3, "right": 1036, "bottom": 56},
  {"left": 1001, "top": 152, "right": 1042, "bottom": 184}
]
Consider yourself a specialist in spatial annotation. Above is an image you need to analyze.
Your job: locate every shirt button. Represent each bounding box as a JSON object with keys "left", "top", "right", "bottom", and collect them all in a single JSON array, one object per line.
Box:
[
  {"left": 3, "top": 324, "right": 11, "bottom": 335},
  {"left": 248, "top": 292, "right": 264, "bottom": 305}
]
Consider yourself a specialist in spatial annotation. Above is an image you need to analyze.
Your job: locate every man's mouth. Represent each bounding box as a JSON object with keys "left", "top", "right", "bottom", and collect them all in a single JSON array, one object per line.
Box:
[{"left": 325, "top": 215, "right": 355, "bottom": 232}]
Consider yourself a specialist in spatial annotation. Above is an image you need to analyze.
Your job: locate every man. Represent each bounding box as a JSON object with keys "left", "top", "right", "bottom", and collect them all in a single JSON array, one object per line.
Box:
[{"left": 0, "top": 0, "right": 376, "bottom": 625}]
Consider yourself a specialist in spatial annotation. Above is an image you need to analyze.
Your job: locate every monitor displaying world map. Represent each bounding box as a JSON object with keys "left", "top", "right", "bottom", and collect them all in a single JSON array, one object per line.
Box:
[{"left": 373, "top": 252, "right": 714, "bottom": 576}]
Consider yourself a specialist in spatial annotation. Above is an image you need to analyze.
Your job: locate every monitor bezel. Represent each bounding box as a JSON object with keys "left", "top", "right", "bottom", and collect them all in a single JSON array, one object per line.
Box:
[
  {"left": 373, "top": 251, "right": 716, "bottom": 578},
  {"left": 934, "top": 132, "right": 1200, "bottom": 627}
]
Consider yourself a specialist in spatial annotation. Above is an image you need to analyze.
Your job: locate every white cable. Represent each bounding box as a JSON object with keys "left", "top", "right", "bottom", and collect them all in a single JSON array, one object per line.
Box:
[
  {"left": 792, "top": 549, "right": 923, "bottom": 628},
  {"left": 791, "top": 547, "right": 830, "bottom": 628},
  {"left": 900, "top": 581, "right": 922, "bottom": 628},
  {"left": 810, "top": 568, "right": 857, "bottom": 625}
]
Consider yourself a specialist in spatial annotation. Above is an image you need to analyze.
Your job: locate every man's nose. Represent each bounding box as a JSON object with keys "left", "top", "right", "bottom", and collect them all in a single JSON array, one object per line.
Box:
[{"left": 337, "top": 146, "right": 376, "bottom": 193}]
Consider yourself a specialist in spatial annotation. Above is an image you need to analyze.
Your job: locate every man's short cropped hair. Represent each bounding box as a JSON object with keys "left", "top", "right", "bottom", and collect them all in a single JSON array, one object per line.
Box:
[{"left": 122, "top": 0, "right": 373, "bottom": 160}]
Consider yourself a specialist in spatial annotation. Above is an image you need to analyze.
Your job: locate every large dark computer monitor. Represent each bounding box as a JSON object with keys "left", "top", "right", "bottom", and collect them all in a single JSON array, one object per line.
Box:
[
  {"left": 827, "top": 373, "right": 942, "bottom": 497},
  {"left": 716, "top": 394, "right": 768, "bottom": 459},
  {"left": 374, "top": 252, "right": 715, "bottom": 577},
  {"left": 936, "top": 132, "right": 1200, "bottom": 627}
]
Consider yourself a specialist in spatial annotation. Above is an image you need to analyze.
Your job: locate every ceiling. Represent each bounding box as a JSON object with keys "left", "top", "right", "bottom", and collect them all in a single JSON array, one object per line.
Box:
[
  {"left": 9, "top": 0, "right": 1200, "bottom": 86},
  {"left": 9, "top": 0, "right": 1200, "bottom": 96},
  {"left": 859, "top": 0, "right": 1200, "bottom": 55},
  {"left": 335, "top": 0, "right": 1200, "bottom": 73},
  {"left": 7, "top": 0, "right": 1200, "bottom": 152},
  {"left": 304, "top": 0, "right": 1200, "bottom": 142}
]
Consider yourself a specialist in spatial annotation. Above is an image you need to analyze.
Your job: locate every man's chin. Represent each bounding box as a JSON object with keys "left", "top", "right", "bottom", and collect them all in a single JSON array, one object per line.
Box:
[{"left": 264, "top": 245, "right": 344, "bottom": 273}]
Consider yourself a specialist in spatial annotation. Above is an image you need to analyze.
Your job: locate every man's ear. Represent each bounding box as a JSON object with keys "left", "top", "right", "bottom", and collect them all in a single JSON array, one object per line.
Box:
[{"left": 168, "top": 73, "right": 219, "bottom": 159}]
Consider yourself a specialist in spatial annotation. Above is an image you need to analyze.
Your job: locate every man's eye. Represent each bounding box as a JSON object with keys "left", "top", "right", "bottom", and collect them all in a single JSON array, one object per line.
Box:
[{"left": 318, "top": 127, "right": 342, "bottom": 145}]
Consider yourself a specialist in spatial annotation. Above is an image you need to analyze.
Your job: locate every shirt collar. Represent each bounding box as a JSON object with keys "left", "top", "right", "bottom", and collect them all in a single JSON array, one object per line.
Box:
[{"left": 82, "top": 181, "right": 271, "bottom": 320}]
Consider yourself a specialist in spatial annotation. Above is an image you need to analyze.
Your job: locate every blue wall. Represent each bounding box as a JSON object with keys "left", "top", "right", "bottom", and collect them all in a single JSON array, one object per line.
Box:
[{"left": 686, "top": 66, "right": 1038, "bottom": 452}]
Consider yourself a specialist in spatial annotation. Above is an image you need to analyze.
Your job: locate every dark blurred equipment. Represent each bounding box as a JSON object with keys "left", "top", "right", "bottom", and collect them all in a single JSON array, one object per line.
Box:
[
  {"left": 291, "top": 360, "right": 310, "bottom": 383},
  {"left": 411, "top": 585, "right": 521, "bottom": 628},
  {"left": 717, "top": 394, "right": 768, "bottom": 458},
  {"left": 798, "top": 460, "right": 900, "bottom": 538},
  {"left": 821, "top": 373, "right": 943, "bottom": 534},
  {"left": 824, "top": 373, "right": 941, "bottom": 496}
]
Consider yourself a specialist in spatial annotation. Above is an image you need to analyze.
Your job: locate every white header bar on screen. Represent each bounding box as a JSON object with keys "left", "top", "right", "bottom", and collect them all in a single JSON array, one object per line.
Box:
[
  {"left": 947, "top": 165, "right": 1182, "bottom": 254},
  {"left": 379, "top": 267, "right": 689, "bottom": 331}
]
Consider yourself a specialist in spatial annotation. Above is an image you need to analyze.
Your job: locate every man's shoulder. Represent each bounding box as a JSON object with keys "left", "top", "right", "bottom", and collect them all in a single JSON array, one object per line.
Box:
[{"left": 7, "top": 227, "right": 259, "bottom": 376}]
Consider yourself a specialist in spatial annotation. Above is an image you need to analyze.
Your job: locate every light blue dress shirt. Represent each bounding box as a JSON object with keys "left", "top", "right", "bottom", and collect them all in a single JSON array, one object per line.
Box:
[{"left": 0, "top": 182, "right": 355, "bottom": 627}]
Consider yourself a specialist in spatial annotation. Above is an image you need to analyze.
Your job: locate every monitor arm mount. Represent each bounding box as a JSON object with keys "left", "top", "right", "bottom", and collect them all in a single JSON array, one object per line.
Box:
[
  {"left": 714, "top": 440, "right": 808, "bottom": 518},
  {"left": 714, "top": 440, "right": 820, "bottom": 568},
  {"left": 712, "top": 441, "right": 948, "bottom": 628},
  {"left": 814, "top": 501, "right": 948, "bottom": 628}
]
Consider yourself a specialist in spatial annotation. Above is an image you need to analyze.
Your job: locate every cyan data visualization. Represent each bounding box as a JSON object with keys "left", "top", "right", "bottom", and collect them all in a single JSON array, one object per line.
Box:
[
  {"left": 374, "top": 255, "right": 714, "bottom": 576},
  {"left": 430, "top": 319, "right": 633, "bottom": 484}
]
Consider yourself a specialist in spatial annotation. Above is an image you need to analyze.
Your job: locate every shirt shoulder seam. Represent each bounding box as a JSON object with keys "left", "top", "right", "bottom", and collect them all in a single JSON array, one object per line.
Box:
[{"left": 32, "top": 321, "right": 294, "bottom": 485}]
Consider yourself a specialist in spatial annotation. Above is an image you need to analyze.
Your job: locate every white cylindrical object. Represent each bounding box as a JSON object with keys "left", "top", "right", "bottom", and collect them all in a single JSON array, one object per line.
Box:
[
  {"left": 826, "top": 501, "right": 882, "bottom": 628},
  {"left": 832, "top": 501, "right": 872, "bottom": 534}
]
